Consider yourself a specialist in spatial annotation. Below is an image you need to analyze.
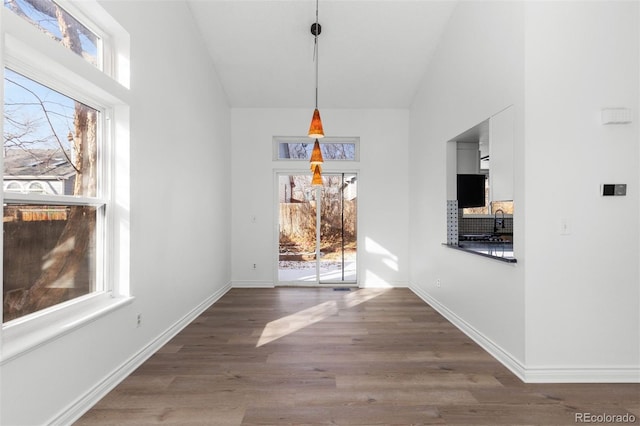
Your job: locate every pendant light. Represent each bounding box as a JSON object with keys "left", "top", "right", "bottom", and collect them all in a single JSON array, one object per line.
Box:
[
  {"left": 308, "top": 0, "right": 324, "bottom": 188},
  {"left": 309, "top": 109, "right": 324, "bottom": 139},
  {"left": 310, "top": 139, "right": 323, "bottom": 167},
  {"left": 311, "top": 164, "right": 323, "bottom": 187},
  {"left": 308, "top": 0, "right": 324, "bottom": 139}
]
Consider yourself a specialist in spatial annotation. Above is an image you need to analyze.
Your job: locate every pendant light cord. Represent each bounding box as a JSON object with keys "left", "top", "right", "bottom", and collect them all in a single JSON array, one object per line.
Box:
[{"left": 313, "top": 0, "right": 319, "bottom": 109}]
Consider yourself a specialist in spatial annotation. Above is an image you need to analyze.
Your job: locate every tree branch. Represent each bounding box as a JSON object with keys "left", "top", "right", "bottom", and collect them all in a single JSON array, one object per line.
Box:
[{"left": 5, "top": 77, "right": 80, "bottom": 173}]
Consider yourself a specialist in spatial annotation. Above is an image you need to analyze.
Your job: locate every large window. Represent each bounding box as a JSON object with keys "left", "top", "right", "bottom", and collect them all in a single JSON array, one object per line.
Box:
[
  {"left": 3, "top": 69, "right": 103, "bottom": 322},
  {"left": 1, "top": 0, "right": 130, "bottom": 341}
]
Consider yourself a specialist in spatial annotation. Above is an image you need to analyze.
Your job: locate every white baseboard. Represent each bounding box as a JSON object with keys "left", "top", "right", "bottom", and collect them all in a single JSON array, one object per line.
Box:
[
  {"left": 359, "top": 280, "right": 409, "bottom": 288},
  {"left": 232, "top": 280, "right": 275, "bottom": 288},
  {"left": 51, "top": 282, "right": 232, "bottom": 426},
  {"left": 410, "top": 282, "right": 640, "bottom": 384},
  {"left": 524, "top": 367, "right": 640, "bottom": 383},
  {"left": 409, "top": 282, "right": 527, "bottom": 381},
  {"left": 231, "top": 281, "right": 409, "bottom": 289}
]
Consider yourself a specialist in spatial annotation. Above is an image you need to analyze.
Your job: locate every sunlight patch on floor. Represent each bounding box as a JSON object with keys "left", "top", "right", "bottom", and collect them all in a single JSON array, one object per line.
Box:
[
  {"left": 257, "top": 300, "right": 338, "bottom": 347},
  {"left": 256, "top": 288, "right": 389, "bottom": 347},
  {"left": 342, "top": 288, "right": 388, "bottom": 308}
]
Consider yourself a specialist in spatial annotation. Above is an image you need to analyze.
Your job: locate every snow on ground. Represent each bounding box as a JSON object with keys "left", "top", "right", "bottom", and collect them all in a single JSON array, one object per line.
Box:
[{"left": 278, "top": 260, "right": 356, "bottom": 283}]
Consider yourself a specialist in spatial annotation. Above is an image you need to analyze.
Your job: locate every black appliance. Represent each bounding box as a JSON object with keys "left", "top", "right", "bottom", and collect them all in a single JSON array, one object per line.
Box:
[{"left": 457, "top": 174, "right": 486, "bottom": 208}]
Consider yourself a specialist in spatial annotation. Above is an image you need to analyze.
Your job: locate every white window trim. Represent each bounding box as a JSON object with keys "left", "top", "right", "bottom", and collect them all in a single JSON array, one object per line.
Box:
[
  {"left": 1, "top": 292, "right": 133, "bottom": 364},
  {"left": 0, "top": 1, "right": 131, "bottom": 364},
  {"left": 55, "top": 0, "right": 131, "bottom": 88}
]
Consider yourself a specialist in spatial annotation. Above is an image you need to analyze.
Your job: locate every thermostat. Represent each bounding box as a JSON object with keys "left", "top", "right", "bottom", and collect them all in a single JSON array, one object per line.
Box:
[{"left": 602, "top": 184, "right": 626, "bottom": 196}]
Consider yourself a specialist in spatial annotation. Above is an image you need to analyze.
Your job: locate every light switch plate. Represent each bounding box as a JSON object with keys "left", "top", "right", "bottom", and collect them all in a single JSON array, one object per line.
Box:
[{"left": 601, "top": 108, "right": 632, "bottom": 125}]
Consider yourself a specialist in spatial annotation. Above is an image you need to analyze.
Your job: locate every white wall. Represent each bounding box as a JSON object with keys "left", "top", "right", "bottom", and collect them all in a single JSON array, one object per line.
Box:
[
  {"left": 410, "top": 0, "right": 639, "bottom": 382},
  {"left": 409, "top": 0, "right": 526, "bottom": 369},
  {"left": 524, "top": 1, "right": 639, "bottom": 379},
  {"left": 1, "top": 2, "right": 232, "bottom": 424},
  {"left": 3, "top": 3, "right": 635, "bottom": 423},
  {"left": 231, "top": 108, "right": 410, "bottom": 287}
]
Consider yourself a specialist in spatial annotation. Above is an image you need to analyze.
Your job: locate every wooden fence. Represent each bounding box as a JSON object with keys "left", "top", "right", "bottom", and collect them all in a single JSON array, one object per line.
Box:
[{"left": 279, "top": 200, "right": 357, "bottom": 240}]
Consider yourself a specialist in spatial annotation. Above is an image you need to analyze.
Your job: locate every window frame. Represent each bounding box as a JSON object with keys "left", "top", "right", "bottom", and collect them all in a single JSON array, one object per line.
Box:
[
  {"left": 3, "top": 60, "right": 110, "bottom": 319},
  {"left": 52, "top": 0, "right": 106, "bottom": 71},
  {"left": 0, "top": 0, "right": 131, "bottom": 363},
  {"left": 26, "top": 181, "right": 45, "bottom": 193},
  {"left": 273, "top": 136, "right": 360, "bottom": 162},
  {"left": 5, "top": 180, "right": 23, "bottom": 192}
]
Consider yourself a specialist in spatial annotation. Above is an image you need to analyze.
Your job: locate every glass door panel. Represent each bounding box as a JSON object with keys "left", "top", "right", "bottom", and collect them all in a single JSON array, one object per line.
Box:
[
  {"left": 277, "top": 173, "right": 357, "bottom": 284},
  {"left": 278, "top": 174, "right": 317, "bottom": 283},
  {"left": 319, "top": 173, "right": 357, "bottom": 283}
]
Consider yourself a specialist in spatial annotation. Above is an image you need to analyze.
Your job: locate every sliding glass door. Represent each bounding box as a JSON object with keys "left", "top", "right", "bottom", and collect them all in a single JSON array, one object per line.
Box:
[{"left": 277, "top": 172, "right": 357, "bottom": 284}]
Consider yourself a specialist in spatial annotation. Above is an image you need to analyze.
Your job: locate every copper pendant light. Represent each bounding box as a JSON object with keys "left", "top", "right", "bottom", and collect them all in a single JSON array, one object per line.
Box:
[
  {"left": 311, "top": 164, "right": 323, "bottom": 187},
  {"left": 308, "top": 1, "right": 324, "bottom": 139},
  {"left": 308, "top": 0, "right": 324, "bottom": 187},
  {"left": 308, "top": 108, "right": 324, "bottom": 139},
  {"left": 310, "top": 139, "right": 324, "bottom": 167}
]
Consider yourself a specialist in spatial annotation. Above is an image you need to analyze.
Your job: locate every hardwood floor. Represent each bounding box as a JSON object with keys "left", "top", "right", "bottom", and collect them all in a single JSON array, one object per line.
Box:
[{"left": 76, "top": 288, "right": 639, "bottom": 425}]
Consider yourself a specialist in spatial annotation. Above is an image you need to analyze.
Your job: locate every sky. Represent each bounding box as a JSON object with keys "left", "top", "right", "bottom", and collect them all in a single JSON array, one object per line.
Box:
[
  {"left": 4, "top": 68, "right": 77, "bottom": 152},
  {"left": 3, "top": 0, "right": 101, "bottom": 154}
]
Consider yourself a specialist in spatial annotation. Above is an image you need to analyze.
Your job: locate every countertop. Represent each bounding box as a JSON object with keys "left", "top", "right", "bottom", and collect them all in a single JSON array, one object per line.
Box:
[{"left": 444, "top": 241, "right": 517, "bottom": 263}]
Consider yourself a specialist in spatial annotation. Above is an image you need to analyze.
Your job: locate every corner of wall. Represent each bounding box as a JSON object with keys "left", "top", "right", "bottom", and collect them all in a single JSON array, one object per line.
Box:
[{"left": 409, "top": 282, "right": 527, "bottom": 382}]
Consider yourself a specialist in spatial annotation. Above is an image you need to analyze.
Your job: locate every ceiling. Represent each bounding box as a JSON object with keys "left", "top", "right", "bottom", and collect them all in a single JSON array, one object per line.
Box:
[{"left": 187, "top": 0, "right": 457, "bottom": 109}]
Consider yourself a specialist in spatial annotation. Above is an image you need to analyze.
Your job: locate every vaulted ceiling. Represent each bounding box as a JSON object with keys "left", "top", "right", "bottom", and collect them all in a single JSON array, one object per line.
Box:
[{"left": 187, "top": 0, "right": 457, "bottom": 109}]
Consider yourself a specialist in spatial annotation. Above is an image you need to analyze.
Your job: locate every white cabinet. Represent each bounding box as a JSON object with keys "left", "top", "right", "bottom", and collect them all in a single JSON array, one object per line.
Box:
[
  {"left": 456, "top": 141, "right": 480, "bottom": 174},
  {"left": 489, "top": 105, "right": 514, "bottom": 201}
]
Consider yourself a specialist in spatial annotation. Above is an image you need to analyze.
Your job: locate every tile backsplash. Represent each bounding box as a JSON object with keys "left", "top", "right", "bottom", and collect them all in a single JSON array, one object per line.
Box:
[{"left": 459, "top": 216, "right": 513, "bottom": 235}]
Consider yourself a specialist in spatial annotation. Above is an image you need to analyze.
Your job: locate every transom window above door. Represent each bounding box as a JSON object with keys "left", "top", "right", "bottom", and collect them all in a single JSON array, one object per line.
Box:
[{"left": 274, "top": 136, "right": 359, "bottom": 161}]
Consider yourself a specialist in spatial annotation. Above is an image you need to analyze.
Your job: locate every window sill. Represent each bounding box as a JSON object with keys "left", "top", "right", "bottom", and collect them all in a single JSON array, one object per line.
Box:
[{"left": 1, "top": 293, "right": 134, "bottom": 365}]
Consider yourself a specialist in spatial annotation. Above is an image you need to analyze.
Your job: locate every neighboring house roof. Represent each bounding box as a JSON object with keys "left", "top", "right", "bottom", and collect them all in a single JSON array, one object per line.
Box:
[{"left": 3, "top": 149, "right": 76, "bottom": 180}]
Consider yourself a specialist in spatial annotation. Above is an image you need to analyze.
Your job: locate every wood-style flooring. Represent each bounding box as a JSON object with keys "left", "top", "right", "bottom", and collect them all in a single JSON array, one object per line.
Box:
[{"left": 76, "top": 288, "right": 639, "bottom": 425}]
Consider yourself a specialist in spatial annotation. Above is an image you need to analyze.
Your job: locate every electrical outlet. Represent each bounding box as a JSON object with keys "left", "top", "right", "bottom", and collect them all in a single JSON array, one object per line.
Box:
[
  {"left": 436, "top": 279, "right": 441, "bottom": 288},
  {"left": 137, "top": 313, "right": 142, "bottom": 328},
  {"left": 560, "top": 218, "right": 570, "bottom": 236},
  {"left": 252, "top": 263, "right": 257, "bottom": 270}
]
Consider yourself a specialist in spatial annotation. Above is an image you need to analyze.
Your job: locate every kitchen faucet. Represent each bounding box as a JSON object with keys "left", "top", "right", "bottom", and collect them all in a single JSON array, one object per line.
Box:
[{"left": 494, "top": 209, "right": 505, "bottom": 233}]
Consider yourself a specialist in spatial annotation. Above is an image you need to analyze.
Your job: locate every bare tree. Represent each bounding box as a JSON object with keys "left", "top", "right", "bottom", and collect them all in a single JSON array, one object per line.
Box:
[{"left": 3, "top": 0, "right": 98, "bottom": 321}]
